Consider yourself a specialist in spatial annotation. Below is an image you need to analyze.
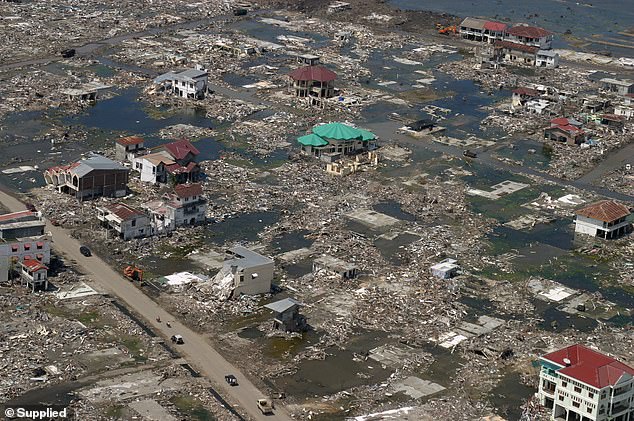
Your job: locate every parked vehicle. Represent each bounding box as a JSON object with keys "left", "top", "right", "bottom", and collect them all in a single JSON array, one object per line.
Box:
[
  {"left": 463, "top": 150, "right": 477, "bottom": 158},
  {"left": 225, "top": 374, "right": 238, "bottom": 386},
  {"left": 256, "top": 398, "right": 274, "bottom": 415},
  {"left": 123, "top": 266, "right": 143, "bottom": 282},
  {"left": 79, "top": 246, "right": 92, "bottom": 257},
  {"left": 171, "top": 335, "right": 184, "bottom": 344}
]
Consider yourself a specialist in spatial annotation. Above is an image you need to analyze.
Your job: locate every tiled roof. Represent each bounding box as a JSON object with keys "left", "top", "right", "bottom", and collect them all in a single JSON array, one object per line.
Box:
[
  {"left": 288, "top": 65, "right": 337, "bottom": 82},
  {"left": 575, "top": 200, "right": 630, "bottom": 222},
  {"left": 21, "top": 259, "right": 48, "bottom": 272},
  {"left": 163, "top": 139, "right": 200, "bottom": 160},
  {"left": 494, "top": 40, "right": 539, "bottom": 54},
  {"left": 542, "top": 344, "right": 634, "bottom": 388},
  {"left": 174, "top": 183, "right": 203, "bottom": 198},
  {"left": 483, "top": 21, "right": 507, "bottom": 32},
  {"left": 506, "top": 25, "right": 552, "bottom": 38},
  {"left": 116, "top": 136, "right": 144, "bottom": 146},
  {"left": 105, "top": 203, "right": 144, "bottom": 221}
]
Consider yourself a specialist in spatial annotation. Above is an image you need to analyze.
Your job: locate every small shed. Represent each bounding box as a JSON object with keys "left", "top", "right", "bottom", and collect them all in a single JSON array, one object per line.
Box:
[
  {"left": 430, "top": 259, "right": 459, "bottom": 279},
  {"left": 313, "top": 255, "right": 358, "bottom": 279},
  {"left": 264, "top": 298, "right": 307, "bottom": 332}
]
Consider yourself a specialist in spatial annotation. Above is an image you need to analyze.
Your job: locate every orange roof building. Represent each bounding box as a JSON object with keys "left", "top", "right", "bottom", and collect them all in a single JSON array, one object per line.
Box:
[{"left": 574, "top": 200, "right": 631, "bottom": 239}]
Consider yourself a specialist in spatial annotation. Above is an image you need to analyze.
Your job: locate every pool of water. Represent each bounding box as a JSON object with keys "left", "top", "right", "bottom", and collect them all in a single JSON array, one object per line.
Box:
[
  {"left": 488, "top": 371, "right": 536, "bottom": 421},
  {"left": 271, "top": 229, "right": 313, "bottom": 253},
  {"left": 205, "top": 210, "right": 280, "bottom": 245}
]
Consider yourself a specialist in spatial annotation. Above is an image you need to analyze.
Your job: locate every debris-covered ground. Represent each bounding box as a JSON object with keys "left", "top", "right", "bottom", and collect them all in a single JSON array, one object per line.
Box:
[{"left": 1, "top": 0, "right": 634, "bottom": 420}]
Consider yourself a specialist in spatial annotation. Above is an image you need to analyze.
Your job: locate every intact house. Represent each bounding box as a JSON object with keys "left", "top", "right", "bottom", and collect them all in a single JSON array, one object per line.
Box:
[
  {"left": 537, "top": 344, "right": 634, "bottom": 421},
  {"left": 288, "top": 65, "right": 337, "bottom": 106},
  {"left": 145, "top": 183, "right": 207, "bottom": 234},
  {"left": 313, "top": 255, "right": 358, "bottom": 279},
  {"left": 298, "top": 122, "right": 376, "bottom": 160},
  {"left": 545, "top": 118, "right": 587, "bottom": 145},
  {"left": 133, "top": 139, "right": 201, "bottom": 184},
  {"left": 96, "top": 203, "right": 151, "bottom": 240},
  {"left": 44, "top": 154, "right": 129, "bottom": 201},
  {"left": 115, "top": 136, "right": 145, "bottom": 161},
  {"left": 153, "top": 68, "right": 209, "bottom": 100},
  {"left": 536, "top": 49, "right": 560, "bottom": 68},
  {"left": 600, "top": 78, "right": 634, "bottom": 96},
  {"left": 574, "top": 200, "right": 631, "bottom": 240},
  {"left": 0, "top": 210, "right": 50, "bottom": 288},
  {"left": 504, "top": 25, "right": 553, "bottom": 49},
  {"left": 212, "top": 246, "right": 274, "bottom": 297},
  {"left": 494, "top": 41, "right": 539, "bottom": 66},
  {"left": 264, "top": 297, "right": 308, "bottom": 333}
]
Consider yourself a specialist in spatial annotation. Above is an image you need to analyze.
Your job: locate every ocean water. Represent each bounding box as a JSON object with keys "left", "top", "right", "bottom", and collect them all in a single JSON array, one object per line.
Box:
[{"left": 390, "top": 0, "right": 634, "bottom": 57}]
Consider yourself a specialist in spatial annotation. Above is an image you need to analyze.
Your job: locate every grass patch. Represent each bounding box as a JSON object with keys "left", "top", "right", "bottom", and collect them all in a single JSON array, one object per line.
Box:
[
  {"left": 170, "top": 396, "right": 216, "bottom": 421},
  {"left": 44, "top": 306, "right": 103, "bottom": 327},
  {"left": 119, "top": 335, "right": 147, "bottom": 363}
]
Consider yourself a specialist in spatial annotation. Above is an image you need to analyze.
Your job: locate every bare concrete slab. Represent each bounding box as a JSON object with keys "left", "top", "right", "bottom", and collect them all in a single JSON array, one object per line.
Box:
[
  {"left": 467, "top": 180, "right": 529, "bottom": 200},
  {"left": 346, "top": 209, "right": 401, "bottom": 229},
  {"left": 79, "top": 371, "right": 185, "bottom": 403},
  {"left": 391, "top": 376, "right": 445, "bottom": 399},
  {"left": 129, "top": 399, "right": 176, "bottom": 421},
  {"left": 369, "top": 343, "right": 423, "bottom": 368}
]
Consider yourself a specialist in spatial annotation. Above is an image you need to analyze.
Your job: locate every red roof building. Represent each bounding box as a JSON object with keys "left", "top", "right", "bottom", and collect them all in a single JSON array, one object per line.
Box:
[
  {"left": 483, "top": 21, "right": 507, "bottom": 32},
  {"left": 575, "top": 200, "right": 630, "bottom": 223},
  {"left": 506, "top": 25, "right": 552, "bottom": 39},
  {"left": 494, "top": 40, "right": 539, "bottom": 54},
  {"left": 116, "top": 136, "right": 144, "bottom": 146},
  {"left": 174, "top": 183, "right": 203, "bottom": 199},
  {"left": 163, "top": 139, "right": 200, "bottom": 161},
  {"left": 542, "top": 344, "right": 634, "bottom": 389},
  {"left": 104, "top": 203, "right": 145, "bottom": 221},
  {"left": 288, "top": 65, "right": 337, "bottom": 82}
]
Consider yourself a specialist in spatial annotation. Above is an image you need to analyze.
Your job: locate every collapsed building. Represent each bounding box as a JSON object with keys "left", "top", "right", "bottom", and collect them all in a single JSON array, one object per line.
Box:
[{"left": 208, "top": 246, "right": 274, "bottom": 299}]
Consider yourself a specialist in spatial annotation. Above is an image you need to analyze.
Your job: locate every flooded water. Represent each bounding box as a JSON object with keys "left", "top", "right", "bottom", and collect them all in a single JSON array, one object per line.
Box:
[
  {"left": 374, "top": 231, "right": 421, "bottom": 265},
  {"left": 271, "top": 229, "right": 313, "bottom": 253},
  {"left": 205, "top": 210, "right": 280, "bottom": 245},
  {"left": 228, "top": 16, "right": 331, "bottom": 47},
  {"left": 65, "top": 87, "right": 217, "bottom": 135},
  {"left": 390, "top": 0, "right": 634, "bottom": 57},
  {"left": 488, "top": 371, "right": 535, "bottom": 421},
  {"left": 373, "top": 200, "right": 417, "bottom": 221}
]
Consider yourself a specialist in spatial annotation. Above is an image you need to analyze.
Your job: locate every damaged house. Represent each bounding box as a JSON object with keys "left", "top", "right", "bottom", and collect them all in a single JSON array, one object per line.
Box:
[
  {"left": 96, "top": 203, "right": 151, "bottom": 240},
  {"left": 313, "top": 255, "right": 358, "bottom": 279},
  {"left": 545, "top": 118, "right": 586, "bottom": 145},
  {"left": 145, "top": 183, "right": 207, "bottom": 234},
  {"left": 288, "top": 65, "right": 337, "bottom": 106},
  {"left": 153, "top": 67, "right": 209, "bottom": 99},
  {"left": 504, "top": 25, "right": 553, "bottom": 49},
  {"left": 210, "top": 246, "right": 274, "bottom": 298},
  {"left": 115, "top": 136, "right": 145, "bottom": 161},
  {"left": 494, "top": 40, "right": 538, "bottom": 66},
  {"left": 44, "top": 154, "right": 129, "bottom": 201},
  {"left": 133, "top": 139, "right": 201, "bottom": 184},
  {"left": 264, "top": 297, "right": 307, "bottom": 333},
  {"left": 0, "top": 210, "right": 50, "bottom": 289}
]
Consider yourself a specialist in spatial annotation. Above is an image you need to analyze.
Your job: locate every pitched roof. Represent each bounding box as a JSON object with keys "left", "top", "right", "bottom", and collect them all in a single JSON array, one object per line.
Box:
[
  {"left": 174, "top": 183, "right": 203, "bottom": 198},
  {"left": 297, "top": 133, "right": 329, "bottom": 147},
  {"left": 483, "top": 21, "right": 507, "bottom": 32},
  {"left": 494, "top": 40, "right": 539, "bottom": 54},
  {"left": 163, "top": 139, "right": 200, "bottom": 160},
  {"left": 264, "top": 297, "right": 301, "bottom": 313},
  {"left": 288, "top": 65, "right": 337, "bottom": 82},
  {"left": 116, "top": 136, "right": 144, "bottom": 146},
  {"left": 542, "top": 344, "right": 634, "bottom": 389},
  {"left": 141, "top": 151, "right": 176, "bottom": 166},
  {"left": 73, "top": 154, "right": 128, "bottom": 177},
  {"left": 312, "top": 122, "right": 371, "bottom": 141},
  {"left": 506, "top": 25, "right": 552, "bottom": 38},
  {"left": 460, "top": 17, "right": 488, "bottom": 30},
  {"left": 104, "top": 203, "right": 144, "bottom": 220},
  {"left": 553, "top": 124, "right": 584, "bottom": 134},
  {"left": 21, "top": 259, "right": 48, "bottom": 272},
  {"left": 575, "top": 200, "right": 630, "bottom": 222}
]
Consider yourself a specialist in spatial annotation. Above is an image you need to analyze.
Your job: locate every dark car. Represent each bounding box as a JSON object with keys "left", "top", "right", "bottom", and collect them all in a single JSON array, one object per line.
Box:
[
  {"left": 225, "top": 374, "right": 238, "bottom": 386},
  {"left": 463, "top": 150, "right": 477, "bottom": 158},
  {"left": 61, "top": 48, "right": 76, "bottom": 58},
  {"left": 79, "top": 246, "right": 92, "bottom": 257}
]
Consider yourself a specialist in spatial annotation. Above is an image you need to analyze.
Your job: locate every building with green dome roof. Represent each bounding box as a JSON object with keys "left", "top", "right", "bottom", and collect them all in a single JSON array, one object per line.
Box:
[{"left": 297, "top": 122, "right": 376, "bottom": 159}]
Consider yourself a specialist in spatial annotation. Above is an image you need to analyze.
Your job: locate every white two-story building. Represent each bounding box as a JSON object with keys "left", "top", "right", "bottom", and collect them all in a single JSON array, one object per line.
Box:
[
  {"left": 574, "top": 200, "right": 631, "bottom": 240},
  {"left": 538, "top": 344, "right": 634, "bottom": 421},
  {"left": 97, "top": 203, "right": 151, "bottom": 240},
  {"left": 144, "top": 183, "right": 207, "bottom": 234}
]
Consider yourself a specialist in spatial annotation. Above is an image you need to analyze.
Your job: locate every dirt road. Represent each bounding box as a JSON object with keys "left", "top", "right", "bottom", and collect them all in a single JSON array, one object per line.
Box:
[{"left": 0, "top": 188, "right": 291, "bottom": 421}]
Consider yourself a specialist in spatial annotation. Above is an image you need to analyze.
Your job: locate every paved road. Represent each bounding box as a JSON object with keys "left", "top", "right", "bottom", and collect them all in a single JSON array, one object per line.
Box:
[
  {"left": 0, "top": 189, "right": 291, "bottom": 421},
  {"left": 577, "top": 142, "right": 634, "bottom": 185}
]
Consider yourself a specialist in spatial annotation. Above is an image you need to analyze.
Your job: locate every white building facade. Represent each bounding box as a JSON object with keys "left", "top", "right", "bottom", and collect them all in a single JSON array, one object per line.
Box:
[
  {"left": 574, "top": 200, "right": 631, "bottom": 240},
  {"left": 538, "top": 344, "right": 634, "bottom": 421},
  {"left": 537, "top": 50, "right": 560, "bottom": 68},
  {"left": 97, "top": 203, "right": 151, "bottom": 240}
]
